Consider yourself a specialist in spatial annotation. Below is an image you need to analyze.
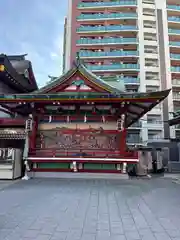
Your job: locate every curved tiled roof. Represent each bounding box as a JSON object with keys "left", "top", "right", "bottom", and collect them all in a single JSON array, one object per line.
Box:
[
  {"left": 0, "top": 54, "right": 38, "bottom": 92},
  {"left": 0, "top": 89, "right": 171, "bottom": 128},
  {"left": 34, "top": 62, "right": 124, "bottom": 94},
  {"left": 0, "top": 55, "right": 171, "bottom": 128}
]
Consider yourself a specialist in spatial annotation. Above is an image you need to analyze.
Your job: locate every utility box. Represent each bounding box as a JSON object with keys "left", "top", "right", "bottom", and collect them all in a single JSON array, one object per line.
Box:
[{"left": 0, "top": 148, "right": 22, "bottom": 179}]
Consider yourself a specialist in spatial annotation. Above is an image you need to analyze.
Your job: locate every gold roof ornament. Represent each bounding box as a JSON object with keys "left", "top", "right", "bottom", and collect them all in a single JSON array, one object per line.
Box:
[{"left": 0, "top": 64, "right": 5, "bottom": 72}]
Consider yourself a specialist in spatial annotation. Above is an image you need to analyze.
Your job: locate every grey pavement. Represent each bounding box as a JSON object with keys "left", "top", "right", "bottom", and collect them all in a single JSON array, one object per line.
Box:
[
  {"left": 0, "top": 178, "right": 180, "bottom": 240},
  {"left": 163, "top": 173, "right": 180, "bottom": 180},
  {"left": 0, "top": 180, "right": 20, "bottom": 191}
]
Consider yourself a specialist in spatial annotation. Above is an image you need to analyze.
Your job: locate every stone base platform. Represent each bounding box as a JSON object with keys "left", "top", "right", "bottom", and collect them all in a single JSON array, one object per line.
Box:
[{"left": 30, "top": 172, "right": 129, "bottom": 180}]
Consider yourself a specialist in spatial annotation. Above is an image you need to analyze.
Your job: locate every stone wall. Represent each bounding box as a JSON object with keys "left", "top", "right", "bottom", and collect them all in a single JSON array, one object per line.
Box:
[{"left": 148, "top": 140, "right": 180, "bottom": 172}]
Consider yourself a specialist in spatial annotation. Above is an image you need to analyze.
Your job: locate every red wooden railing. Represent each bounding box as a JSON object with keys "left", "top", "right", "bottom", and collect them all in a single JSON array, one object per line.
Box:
[
  {"left": 39, "top": 115, "right": 117, "bottom": 122},
  {"left": 29, "top": 148, "right": 138, "bottom": 159},
  {"left": 0, "top": 118, "right": 25, "bottom": 125},
  {"left": 29, "top": 149, "right": 139, "bottom": 172}
]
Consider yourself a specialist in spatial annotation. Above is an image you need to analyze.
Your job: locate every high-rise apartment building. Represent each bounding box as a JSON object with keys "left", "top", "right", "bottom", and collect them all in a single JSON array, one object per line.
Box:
[{"left": 63, "top": 0, "right": 180, "bottom": 144}]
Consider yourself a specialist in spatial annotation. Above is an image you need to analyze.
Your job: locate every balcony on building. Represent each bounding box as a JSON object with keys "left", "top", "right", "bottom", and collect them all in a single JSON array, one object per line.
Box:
[
  {"left": 169, "top": 39, "right": 180, "bottom": 64},
  {"left": 86, "top": 63, "right": 140, "bottom": 73},
  {"left": 76, "top": 12, "right": 138, "bottom": 22},
  {"left": 145, "top": 72, "right": 160, "bottom": 86},
  {"left": 128, "top": 121, "right": 142, "bottom": 129},
  {"left": 146, "top": 86, "right": 159, "bottom": 93},
  {"left": 148, "top": 131, "right": 163, "bottom": 141},
  {"left": 76, "top": 25, "right": 138, "bottom": 34},
  {"left": 170, "top": 64, "right": 180, "bottom": 79},
  {"left": 126, "top": 88, "right": 139, "bottom": 94},
  {"left": 167, "top": 5, "right": 180, "bottom": 23},
  {"left": 168, "top": 16, "right": 180, "bottom": 27},
  {"left": 150, "top": 104, "right": 162, "bottom": 114},
  {"left": 170, "top": 54, "right": 180, "bottom": 72},
  {"left": 169, "top": 41, "right": 180, "bottom": 49},
  {"left": 169, "top": 28, "right": 180, "bottom": 36},
  {"left": 126, "top": 134, "right": 142, "bottom": 145},
  {"left": 175, "top": 130, "right": 180, "bottom": 139},
  {"left": 100, "top": 75, "right": 140, "bottom": 88},
  {"left": 77, "top": 1, "right": 137, "bottom": 10},
  {"left": 79, "top": 50, "right": 139, "bottom": 59},
  {"left": 123, "top": 77, "right": 140, "bottom": 88},
  {"left": 167, "top": 5, "right": 180, "bottom": 13},
  {"left": 146, "top": 117, "right": 163, "bottom": 130},
  {"left": 171, "top": 66, "right": 180, "bottom": 73},
  {"left": 76, "top": 37, "right": 138, "bottom": 46},
  {"left": 172, "top": 92, "right": 180, "bottom": 101},
  {"left": 172, "top": 78, "right": 180, "bottom": 88},
  {"left": 145, "top": 79, "right": 160, "bottom": 87},
  {"left": 175, "top": 124, "right": 180, "bottom": 130},
  {"left": 173, "top": 106, "right": 180, "bottom": 113}
]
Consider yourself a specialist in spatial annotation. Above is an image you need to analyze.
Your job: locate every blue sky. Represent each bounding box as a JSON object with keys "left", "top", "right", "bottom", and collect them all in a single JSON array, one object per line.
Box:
[{"left": 0, "top": 0, "right": 67, "bottom": 87}]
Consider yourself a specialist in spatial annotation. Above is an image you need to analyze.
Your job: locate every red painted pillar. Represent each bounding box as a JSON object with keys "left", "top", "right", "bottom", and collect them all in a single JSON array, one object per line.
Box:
[
  {"left": 29, "top": 115, "right": 38, "bottom": 150},
  {"left": 120, "top": 128, "right": 127, "bottom": 155}
]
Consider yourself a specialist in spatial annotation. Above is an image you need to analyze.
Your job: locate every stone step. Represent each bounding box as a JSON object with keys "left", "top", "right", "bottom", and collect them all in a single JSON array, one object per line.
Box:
[{"left": 30, "top": 171, "right": 129, "bottom": 180}]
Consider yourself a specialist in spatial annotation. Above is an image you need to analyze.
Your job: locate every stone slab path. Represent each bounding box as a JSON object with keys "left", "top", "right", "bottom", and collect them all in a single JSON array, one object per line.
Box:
[{"left": 0, "top": 178, "right": 180, "bottom": 240}]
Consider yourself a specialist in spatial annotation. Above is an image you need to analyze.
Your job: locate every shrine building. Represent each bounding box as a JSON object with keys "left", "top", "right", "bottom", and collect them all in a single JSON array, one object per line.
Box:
[{"left": 0, "top": 56, "right": 170, "bottom": 178}]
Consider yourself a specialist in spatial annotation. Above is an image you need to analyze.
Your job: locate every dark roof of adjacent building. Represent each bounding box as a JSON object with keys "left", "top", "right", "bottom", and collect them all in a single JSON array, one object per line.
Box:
[
  {"left": 7, "top": 54, "right": 27, "bottom": 61},
  {"left": 168, "top": 115, "right": 180, "bottom": 126},
  {"left": 0, "top": 54, "right": 38, "bottom": 92}
]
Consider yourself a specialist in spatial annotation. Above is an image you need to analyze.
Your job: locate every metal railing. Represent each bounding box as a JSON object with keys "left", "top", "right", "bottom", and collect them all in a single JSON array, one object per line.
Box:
[
  {"left": 148, "top": 135, "right": 163, "bottom": 140},
  {"left": 173, "top": 94, "right": 180, "bottom": 100},
  {"left": 77, "top": 37, "right": 138, "bottom": 45},
  {"left": 86, "top": 64, "right": 140, "bottom": 71},
  {"left": 172, "top": 79, "right": 180, "bottom": 85},
  {"left": 168, "top": 16, "right": 180, "bottom": 22},
  {"left": 126, "top": 137, "right": 142, "bottom": 143},
  {"left": 101, "top": 76, "right": 140, "bottom": 84},
  {"left": 123, "top": 77, "right": 140, "bottom": 84},
  {"left": 79, "top": 50, "right": 139, "bottom": 58},
  {"left": 167, "top": 5, "right": 180, "bottom": 11},
  {"left": 77, "top": 1, "right": 137, "bottom": 8},
  {"left": 77, "top": 12, "right": 137, "bottom": 20},
  {"left": 169, "top": 41, "right": 180, "bottom": 47},
  {"left": 171, "top": 66, "right": 180, "bottom": 72},
  {"left": 77, "top": 25, "right": 138, "bottom": 32},
  {"left": 169, "top": 28, "right": 180, "bottom": 34},
  {"left": 170, "top": 53, "right": 180, "bottom": 59},
  {"left": 175, "top": 124, "right": 180, "bottom": 129},
  {"left": 146, "top": 120, "right": 162, "bottom": 124}
]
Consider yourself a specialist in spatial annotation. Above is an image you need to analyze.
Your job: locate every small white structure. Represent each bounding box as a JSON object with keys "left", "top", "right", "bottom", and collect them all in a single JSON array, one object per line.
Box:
[
  {"left": 0, "top": 148, "right": 22, "bottom": 180},
  {"left": 136, "top": 151, "right": 153, "bottom": 177}
]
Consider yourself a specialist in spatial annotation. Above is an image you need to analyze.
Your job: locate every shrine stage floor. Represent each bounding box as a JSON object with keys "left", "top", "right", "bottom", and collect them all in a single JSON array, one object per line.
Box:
[{"left": 0, "top": 178, "right": 180, "bottom": 240}]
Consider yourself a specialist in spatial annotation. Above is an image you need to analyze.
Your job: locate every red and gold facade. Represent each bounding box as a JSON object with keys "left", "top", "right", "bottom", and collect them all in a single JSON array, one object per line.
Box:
[{"left": 0, "top": 62, "right": 170, "bottom": 175}]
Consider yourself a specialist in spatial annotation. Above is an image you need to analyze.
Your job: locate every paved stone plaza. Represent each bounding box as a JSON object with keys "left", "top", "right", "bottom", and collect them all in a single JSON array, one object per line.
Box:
[{"left": 0, "top": 177, "right": 180, "bottom": 240}]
